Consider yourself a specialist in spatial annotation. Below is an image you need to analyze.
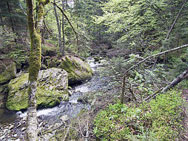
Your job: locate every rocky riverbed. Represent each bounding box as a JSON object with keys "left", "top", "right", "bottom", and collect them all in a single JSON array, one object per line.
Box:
[{"left": 0, "top": 58, "right": 110, "bottom": 140}]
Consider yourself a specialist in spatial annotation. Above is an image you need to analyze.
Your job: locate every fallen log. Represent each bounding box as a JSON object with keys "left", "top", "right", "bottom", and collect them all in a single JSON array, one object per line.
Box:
[{"left": 162, "top": 68, "right": 188, "bottom": 93}]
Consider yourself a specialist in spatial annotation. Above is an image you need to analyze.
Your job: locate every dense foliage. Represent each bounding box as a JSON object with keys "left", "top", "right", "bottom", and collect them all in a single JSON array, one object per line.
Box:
[
  {"left": 94, "top": 90, "right": 183, "bottom": 140},
  {"left": 0, "top": 0, "right": 188, "bottom": 140}
]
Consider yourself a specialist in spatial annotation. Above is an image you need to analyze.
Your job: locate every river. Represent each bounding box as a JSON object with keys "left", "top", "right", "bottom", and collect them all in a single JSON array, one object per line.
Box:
[{"left": 0, "top": 57, "right": 108, "bottom": 140}]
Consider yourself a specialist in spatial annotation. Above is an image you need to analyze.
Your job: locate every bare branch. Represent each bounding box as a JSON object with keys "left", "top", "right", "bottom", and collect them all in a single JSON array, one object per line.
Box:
[
  {"left": 121, "top": 44, "right": 188, "bottom": 102},
  {"left": 124, "top": 44, "right": 188, "bottom": 76}
]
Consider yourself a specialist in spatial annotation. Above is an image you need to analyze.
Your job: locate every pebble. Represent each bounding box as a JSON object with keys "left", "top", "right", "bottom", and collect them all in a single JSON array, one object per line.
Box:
[
  {"left": 13, "top": 134, "right": 17, "bottom": 137},
  {"left": 9, "top": 125, "right": 14, "bottom": 129},
  {"left": 0, "top": 135, "right": 5, "bottom": 140},
  {"left": 21, "top": 127, "right": 26, "bottom": 131}
]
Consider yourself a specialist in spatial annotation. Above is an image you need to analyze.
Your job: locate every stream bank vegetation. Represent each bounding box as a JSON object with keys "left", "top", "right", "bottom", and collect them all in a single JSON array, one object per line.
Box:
[{"left": 1, "top": 0, "right": 188, "bottom": 140}]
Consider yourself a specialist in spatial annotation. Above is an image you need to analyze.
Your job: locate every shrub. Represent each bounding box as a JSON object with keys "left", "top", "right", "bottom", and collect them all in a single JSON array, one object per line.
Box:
[{"left": 94, "top": 90, "right": 183, "bottom": 140}]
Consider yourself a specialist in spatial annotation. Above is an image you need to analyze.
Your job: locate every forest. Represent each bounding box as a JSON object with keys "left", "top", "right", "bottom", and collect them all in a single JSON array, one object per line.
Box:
[{"left": 0, "top": 0, "right": 188, "bottom": 140}]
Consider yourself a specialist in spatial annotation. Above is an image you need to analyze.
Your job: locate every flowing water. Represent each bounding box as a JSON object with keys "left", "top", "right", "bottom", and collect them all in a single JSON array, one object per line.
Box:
[{"left": 0, "top": 57, "right": 108, "bottom": 140}]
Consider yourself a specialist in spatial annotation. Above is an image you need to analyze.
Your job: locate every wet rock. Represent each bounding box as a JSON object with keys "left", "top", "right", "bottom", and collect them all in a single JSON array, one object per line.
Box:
[
  {"left": 21, "top": 127, "right": 26, "bottom": 131},
  {"left": 0, "top": 60, "right": 16, "bottom": 84},
  {"left": 60, "top": 115, "right": 69, "bottom": 122},
  {"left": 6, "top": 68, "right": 69, "bottom": 111},
  {"left": 9, "top": 125, "right": 14, "bottom": 130},
  {"left": 59, "top": 55, "right": 93, "bottom": 85},
  {"left": 0, "top": 135, "right": 5, "bottom": 140}
]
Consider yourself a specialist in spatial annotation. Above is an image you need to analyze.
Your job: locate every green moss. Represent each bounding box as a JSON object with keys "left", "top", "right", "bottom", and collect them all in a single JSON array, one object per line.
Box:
[
  {"left": 29, "top": 30, "right": 41, "bottom": 82},
  {"left": 60, "top": 56, "right": 93, "bottom": 84},
  {"left": 0, "top": 62, "right": 16, "bottom": 84},
  {"left": 6, "top": 73, "right": 69, "bottom": 111}
]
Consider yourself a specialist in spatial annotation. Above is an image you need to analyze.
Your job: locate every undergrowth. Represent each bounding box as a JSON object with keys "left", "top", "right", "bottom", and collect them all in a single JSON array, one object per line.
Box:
[{"left": 94, "top": 90, "right": 183, "bottom": 141}]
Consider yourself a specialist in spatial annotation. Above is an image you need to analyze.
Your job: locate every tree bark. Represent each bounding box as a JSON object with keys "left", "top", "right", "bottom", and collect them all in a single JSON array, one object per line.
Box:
[
  {"left": 53, "top": 0, "right": 63, "bottom": 54},
  {"left": 62, "top": 0, "right": 65, "bottom": 56},
  {"left": 26, "top": 0, "right": 49, "bottom": 140}
]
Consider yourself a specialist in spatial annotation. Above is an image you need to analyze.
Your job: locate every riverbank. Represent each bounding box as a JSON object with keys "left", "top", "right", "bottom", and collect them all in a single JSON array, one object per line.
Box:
[{"left": 0, "top": 57, "right": 113, "bottom": 140}]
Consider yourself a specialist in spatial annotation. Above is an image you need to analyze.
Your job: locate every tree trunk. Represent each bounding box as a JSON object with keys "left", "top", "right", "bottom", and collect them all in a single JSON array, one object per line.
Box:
[
  {"left": 26, "top": 0, "right": 49, "bottom": 140},
  {"left": 62, "top": 0, "right": 65, "bottom": 56},
  {"left": 6, "top": 1, "right": 17, "bottom": 42},
  {"left": 53, "top": 0, "right": 63, "bottom": 54},
  {"left": 121, "top": 76, "right": 126, "bottom": 104},
  {"left": 162, "top": 68, "right": 188, "bottom": 93}
]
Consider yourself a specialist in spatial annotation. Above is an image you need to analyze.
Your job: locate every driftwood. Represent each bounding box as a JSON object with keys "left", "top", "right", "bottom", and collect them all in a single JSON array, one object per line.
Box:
[{"left": 121, "top": 44, "right": 188, "bottom": 103}]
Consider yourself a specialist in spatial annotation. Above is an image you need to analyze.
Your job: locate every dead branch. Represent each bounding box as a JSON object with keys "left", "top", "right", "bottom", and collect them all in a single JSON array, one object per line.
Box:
[
  {"left": 78, "top": 117, "right": 84, "bottom": 138},
  {"left": 121, "top": 44, "right": 188, "bottom": 103},
  {"left": 125, "top": 44, "right": 188, "bottom": 76},
  {"left": 162, "top": 68, "right": 188, "bottom": 93},
  {"left": 63, "top": 126, "right": 70, "bottom": 141},
  {"left": 144, "top": 68, "right": 188, "bottom": 101},
  {"left": 85, "top": 120, "right": 89, "bottom": 141},
  {"left": 144, "top": 88, "right": 163, "bottom": 101},
  {"left": 128, "top": 84, "right": 137, "bottom": 103}
]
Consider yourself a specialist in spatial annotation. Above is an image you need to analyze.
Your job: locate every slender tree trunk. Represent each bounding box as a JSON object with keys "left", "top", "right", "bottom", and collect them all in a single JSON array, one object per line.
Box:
[
  {"left": 53, "top": 0, "right": 63, "bottom": 54},
  {"left": 53, "top": 2, "right": 78, "bottom": 49},
  {"left": 121, "top": 76, "right": 126, "bottom": 104},
  {"left": 26, "top": 1, "right": 38, "bottom": 140},
  {"left": 26, "top": 0, "right": 49, "bottom": 140},
  {"left": 62, "top": 0, "right": 65, "bottom": 56},
  {"left": 6, "top": 1, "right": 15, "bottom": 33},
  {"left": 0, "top": 16, "right": 5, "bottom": 31},
  {"left": 6, "top": 1, "right": 17, "bottom": 42}
]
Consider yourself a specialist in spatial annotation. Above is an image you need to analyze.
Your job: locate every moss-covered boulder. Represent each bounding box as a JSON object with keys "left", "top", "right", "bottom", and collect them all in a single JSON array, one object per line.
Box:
[
  {"left": 0, "top": 60, "right": 16, "bottom": 84},
  {"left": 59, "top": 56, "right": 93, "bottom": 85},
  {"left": 6, "top": 68, "right": 69, "bottom": 111}
]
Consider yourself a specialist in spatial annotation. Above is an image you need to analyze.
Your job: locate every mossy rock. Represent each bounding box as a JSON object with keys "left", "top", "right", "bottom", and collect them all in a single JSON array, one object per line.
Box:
[
  {"left": 0, "top": 60, "right": 16, "bottom": 84},
  {"left": 59, "top": 55, "right": 93, "bottom": 85},
  {"left": 42, "top": 45, "right": 57, "bottom": 57},
  {"left": 6, "top": 68, "right": 69, "bottom": 111},
  {"left": 46, "top": 57, "right": 61, "bottom": 68}
]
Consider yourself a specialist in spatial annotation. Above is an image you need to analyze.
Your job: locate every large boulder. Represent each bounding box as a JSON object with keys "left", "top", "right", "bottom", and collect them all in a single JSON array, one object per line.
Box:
[
  {"left": 59, "top": 56, "right": 93, "bottom": 85},
  {"left": 6, "top": 68, "right": 69, "bottom": 111},
  {"left": 0, "top": 60, "right": 16, "bottom": 84}
]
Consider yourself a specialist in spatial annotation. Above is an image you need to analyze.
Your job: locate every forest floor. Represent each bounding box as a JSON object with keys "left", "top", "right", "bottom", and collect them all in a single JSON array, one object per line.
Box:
[{"left": 182, "top": 89, "right": 188, "bottom": 140}]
